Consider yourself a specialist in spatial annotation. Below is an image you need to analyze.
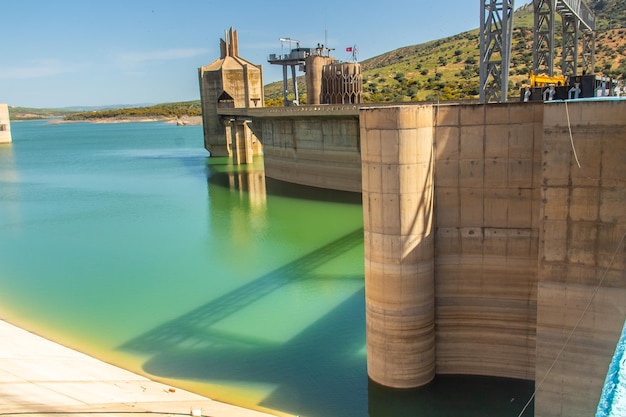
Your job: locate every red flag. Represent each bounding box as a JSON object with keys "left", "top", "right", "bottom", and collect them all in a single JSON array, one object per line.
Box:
[{"left": 346, "top": 47, "right": 352, "bottom": 52}]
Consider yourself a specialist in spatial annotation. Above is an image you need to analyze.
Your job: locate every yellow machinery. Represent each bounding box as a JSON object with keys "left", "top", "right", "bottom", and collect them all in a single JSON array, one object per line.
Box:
[{"left": 529, "top": 70, "right": 567, "bottom": 87}]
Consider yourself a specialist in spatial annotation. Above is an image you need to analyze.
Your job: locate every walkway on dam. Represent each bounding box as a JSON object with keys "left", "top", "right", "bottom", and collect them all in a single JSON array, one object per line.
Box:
[{"left": 0, "top": 320, "right": 278, "bottom": 417}]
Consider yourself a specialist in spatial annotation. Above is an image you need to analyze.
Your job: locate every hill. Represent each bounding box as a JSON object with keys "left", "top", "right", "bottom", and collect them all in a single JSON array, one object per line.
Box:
[
  {"left": 63, "top": 101, "right": 201, "bottom": 122},
  {"left": 9, "top": 106, "right": 78, "bottom": 120},
  {"left": 9, "top": 101, "right": 202, "bottom": 123},
  {"left": 9, "top": 0, "right": 625, "bottom": 118},
  {"left": 265, "top": 0, "right": 626, "bottom": 104}
]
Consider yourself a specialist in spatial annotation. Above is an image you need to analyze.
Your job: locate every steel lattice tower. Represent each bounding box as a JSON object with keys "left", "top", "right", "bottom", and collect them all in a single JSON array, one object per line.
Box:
[
  {"left": 479, "top": 0, "right": 515, "bottom": 103},
  {"left": 533, "top": 0, "right": 555, "bottom": 76},
  {"left": 479, "top": 0, "right": 595, "bottom": 102},
  {"left": 534, "top": 0, "right": 596, "bottom": 77}
]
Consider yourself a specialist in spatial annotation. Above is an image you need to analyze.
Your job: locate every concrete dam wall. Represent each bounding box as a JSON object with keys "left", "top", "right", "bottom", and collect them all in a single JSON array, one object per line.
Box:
[
  {"left": 245, "top": 105, "right": 362, "bottom": 192},
  {"left": 535, "top": 100, "right": 626, "bottom": 417},
  {"left": 236, "top": 100, "right": 625, "bottom": 416},
  {"left": 361, "top": 103, "right": 541, "bottom": 388},
  {"left": 360, "top": 101, "right": 626, "bottom": 417}
]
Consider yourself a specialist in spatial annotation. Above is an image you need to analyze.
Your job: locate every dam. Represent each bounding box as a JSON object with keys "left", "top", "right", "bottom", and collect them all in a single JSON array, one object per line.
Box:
[
  {"left": 198, "top": 28, "right": 625, "bottom": 417},
  {"left": 212, "top": 99, "right": 626, "bottom": 417}
]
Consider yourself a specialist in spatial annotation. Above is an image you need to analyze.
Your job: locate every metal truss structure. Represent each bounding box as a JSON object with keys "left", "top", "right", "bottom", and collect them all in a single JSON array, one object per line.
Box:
[
  {"left": 534, "top": 0, "right": 596, "bottom": 77},
  {"left": 479, "top": 0, "right": 515, "bottom": 103},
  {"left": 479, "top": 0, "right": 596, "bottom": 103},
  {"left": 533, "top": 0, "right": 555, "bottom": 76}
]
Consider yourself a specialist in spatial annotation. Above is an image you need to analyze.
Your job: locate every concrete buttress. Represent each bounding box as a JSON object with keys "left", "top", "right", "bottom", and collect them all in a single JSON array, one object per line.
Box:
[{"left": 361, "top": 105, "right": 436, "bottom": 388}]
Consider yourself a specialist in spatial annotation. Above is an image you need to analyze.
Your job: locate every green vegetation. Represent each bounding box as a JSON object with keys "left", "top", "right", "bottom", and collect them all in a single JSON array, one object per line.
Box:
[
  {"left": 8, "top": 106, "right": 77, "bottom": 120},
  {"left": 593, "top": 0, "right": 626, "bottom": 30},
  {"left": 64, "top": 101, "right": 201, "bottom": 121},
  {"left": 9, "top": 101, "right": 202, "bottom": 121}
]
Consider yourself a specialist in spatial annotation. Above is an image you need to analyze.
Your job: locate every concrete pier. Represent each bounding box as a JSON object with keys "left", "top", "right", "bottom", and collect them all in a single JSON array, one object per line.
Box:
[
  {"left": 0, "top": 104, "right": 12, "bottom": 144},
  {"left": 0, "top": 319, "right": 279, "bottom": 417},
  {"left": 361, "top": 105, "right": 436, "bottom": 388}
]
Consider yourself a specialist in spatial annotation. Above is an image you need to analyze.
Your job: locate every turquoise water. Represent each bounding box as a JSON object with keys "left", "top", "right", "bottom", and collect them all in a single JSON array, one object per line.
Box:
[
  {"left": 597, "top": 319, "right": 626, "bottom": 417},
  {"left": 0, "top": 120, "right": 533, "bottom": 417}
]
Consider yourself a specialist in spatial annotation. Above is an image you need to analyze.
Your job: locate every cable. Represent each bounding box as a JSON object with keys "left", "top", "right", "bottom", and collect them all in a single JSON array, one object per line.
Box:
[
  {"left": 565, "top": 100, "right": 582, "bottom": 168},
  {"left": 516, "top": 231, "right": 626, "bottom": 417}
]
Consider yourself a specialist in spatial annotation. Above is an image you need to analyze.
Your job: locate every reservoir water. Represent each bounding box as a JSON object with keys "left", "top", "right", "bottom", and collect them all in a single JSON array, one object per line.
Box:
[{"left": 0, "top": 120, "right": 533, "bottom": 417}]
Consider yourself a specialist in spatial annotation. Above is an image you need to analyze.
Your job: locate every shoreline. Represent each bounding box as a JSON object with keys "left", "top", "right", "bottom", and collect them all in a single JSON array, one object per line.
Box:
[
  {"left": 11, "top": 115, "right": 203, "bottom": 126},
  {"left": 0, "top": 318, "right": 285, "bottom": 417},
  {"left": 47, "top": 115, "right": 203, "bottom": 126}
]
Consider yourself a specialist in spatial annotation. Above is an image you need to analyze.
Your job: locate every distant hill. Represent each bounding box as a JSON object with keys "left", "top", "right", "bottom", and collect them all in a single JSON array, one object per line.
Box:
[
  {"left": 60, "top": 103, "right": 156, "bottom": 112},
  {"left": 9, "top": 101, "right": 202, "bottom": 122},
  {"left": 63, "top": 101, "right": 201, "bottom": 121},
  {"left": 9, "top": 106, "right": 78, "bottom": 120}
]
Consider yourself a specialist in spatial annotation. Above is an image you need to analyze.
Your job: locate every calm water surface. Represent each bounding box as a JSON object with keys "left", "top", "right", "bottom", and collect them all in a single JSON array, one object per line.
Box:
[{"left": 0, "top": 120, "right": 532, "bottom": 417}]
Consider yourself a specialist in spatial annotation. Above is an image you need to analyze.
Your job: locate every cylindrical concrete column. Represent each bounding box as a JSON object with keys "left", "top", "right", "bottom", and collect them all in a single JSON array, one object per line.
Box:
[
  {"left": 305, "top": 55, "right": 334, "bottom": 105},
  {"left": 361, "top": 105, "right": 436, "bottom": 388}
]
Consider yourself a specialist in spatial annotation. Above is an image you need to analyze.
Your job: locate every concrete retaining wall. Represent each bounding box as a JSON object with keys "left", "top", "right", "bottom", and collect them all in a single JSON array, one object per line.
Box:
[
  {"left": 254, "top": 115, "right": 362, "bottom": 192},
  {"left": 433, "top": 103, "right": 542, "bottom": 381},
  {"left": 535, "top": 100, "right": 626, "bottom": 417},
  {"left": 361, "top": 103, "right": 541, "bottom": 387},
  {"left": 361, "top": 100, "right": 626, "bottom": 417},
  {"left": 232, "top": 100, "right": 625, "bottom": 416}
]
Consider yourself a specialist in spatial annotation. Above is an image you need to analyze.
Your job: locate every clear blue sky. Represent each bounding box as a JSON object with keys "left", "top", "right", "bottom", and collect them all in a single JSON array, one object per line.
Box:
[{"left": 1, "top": 0, "right": 485, "bottom": 108}]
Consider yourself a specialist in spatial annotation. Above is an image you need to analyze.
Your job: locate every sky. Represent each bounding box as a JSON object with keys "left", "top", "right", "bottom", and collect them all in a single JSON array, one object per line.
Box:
[{"left": 0, "top": 0, "right": 483, "bottom": 108}]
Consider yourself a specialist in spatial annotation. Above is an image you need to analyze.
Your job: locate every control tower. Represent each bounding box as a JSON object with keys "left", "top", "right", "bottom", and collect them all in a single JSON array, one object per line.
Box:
[
  {"left": 198, "top": 28, "right": 263, "bottom": 157},
  {"left": 305, "top": 45, "right": 335, "bottom": 105}
]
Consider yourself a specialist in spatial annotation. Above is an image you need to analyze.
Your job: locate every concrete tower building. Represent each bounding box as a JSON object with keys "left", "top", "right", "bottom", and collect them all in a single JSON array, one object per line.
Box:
[
  {"left": 0, "top": 104, "right": 12, "bottom": 144},
  {"left": 198, "top": 28, "right": 264, "bottom": 157},
  {"left": 305, "top": 48, "right": 335, "bottom": 105},
  {"left": 321, "top": 62, "right": 362, "bottom": 104}
]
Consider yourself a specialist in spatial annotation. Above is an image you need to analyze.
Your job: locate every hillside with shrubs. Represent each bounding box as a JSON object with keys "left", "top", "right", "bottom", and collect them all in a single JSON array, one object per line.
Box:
[{"left": 265, "top": 0, "right": 626, "bottom": 104}]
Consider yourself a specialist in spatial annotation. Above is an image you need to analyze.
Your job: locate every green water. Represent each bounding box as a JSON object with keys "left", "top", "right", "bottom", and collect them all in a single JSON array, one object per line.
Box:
[{"left": 0, "top": 120, "right": 533, "bottom": 417}]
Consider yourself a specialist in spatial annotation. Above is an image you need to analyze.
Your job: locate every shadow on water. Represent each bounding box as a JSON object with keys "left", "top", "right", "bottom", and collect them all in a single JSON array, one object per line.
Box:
[
  {"left": 120, "top": 227, "right": 368, "bottom": 417},
  {"left": 121, "top": 155, "right": 534, "bottom": 417},
  {"left": 137, "top": 290, "right": 367, "bottom": 417},
  {"left": 119, "top": 227, "right": 534, "bottom": 416},
  {"left": 120, "top": 227, "right": 364, "bottom": 353}
]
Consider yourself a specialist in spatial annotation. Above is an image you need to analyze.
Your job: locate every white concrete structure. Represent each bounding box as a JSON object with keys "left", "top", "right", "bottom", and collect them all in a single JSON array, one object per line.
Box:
[
  {"left": 0, "top": 320, "right": 279, "bottom": 417},
  {"left": 0, "top": 104, "right": 12, "bottom": 144}
]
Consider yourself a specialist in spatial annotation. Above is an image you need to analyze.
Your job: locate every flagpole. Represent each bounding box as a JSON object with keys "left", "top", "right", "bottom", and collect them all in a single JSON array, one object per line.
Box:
[{"left": 345, "top": 45, "right": 357, "bottom": 62}]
